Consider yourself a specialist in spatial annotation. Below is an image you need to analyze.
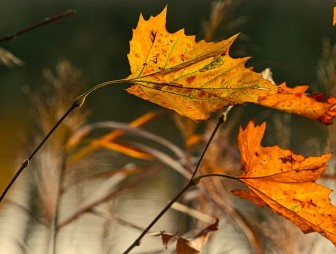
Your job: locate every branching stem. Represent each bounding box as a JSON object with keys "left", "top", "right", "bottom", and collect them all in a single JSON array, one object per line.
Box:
[
  {"left": 123, "top": 107, "right": 232, "bottom": 254},
  {"left": 122, "top": 181, "right": 194, "bottom": 254}
]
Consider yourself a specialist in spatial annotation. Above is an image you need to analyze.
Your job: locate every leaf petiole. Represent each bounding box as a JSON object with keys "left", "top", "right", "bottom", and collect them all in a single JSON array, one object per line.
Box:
[{"left": 193, "top": 173, "right": 239, "bottom": 185}]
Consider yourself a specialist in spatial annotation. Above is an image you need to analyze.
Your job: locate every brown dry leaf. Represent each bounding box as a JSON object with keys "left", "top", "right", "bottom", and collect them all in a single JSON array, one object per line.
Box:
[
  {"left": 159, "top": 232, "right": 176, "bottom": 249},
  {"left": 157, "top": 219, "right": 218, "bottom": 254},
  {"left": 176, "top": 238, "right": 203, "bottom": 254},
  {"left": 125, "top": 7, "right": 336, "bottom": 124},
  {"left": 232, "top": 121, "right": 336, "bottom": 244},
  {"left": 176, "top": 219, "right": 218, "bottom": 254}
]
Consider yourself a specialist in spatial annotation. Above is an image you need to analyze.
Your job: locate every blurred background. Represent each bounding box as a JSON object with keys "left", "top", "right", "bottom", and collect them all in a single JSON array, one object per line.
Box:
[
  {"left": 0, "top": 0, "right": 334, "bottom": 185},
  {"left": 0, "top": 0, "right": 335, "bottom": 253}
]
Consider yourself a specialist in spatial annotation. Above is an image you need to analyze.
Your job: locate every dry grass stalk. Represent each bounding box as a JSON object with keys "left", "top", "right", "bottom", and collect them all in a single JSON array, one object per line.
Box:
[{"left": 26, "top": 60, "right": 87, "bottom": 253}]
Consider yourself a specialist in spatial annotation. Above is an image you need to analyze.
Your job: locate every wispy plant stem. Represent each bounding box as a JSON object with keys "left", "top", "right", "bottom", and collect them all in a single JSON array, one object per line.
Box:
[
  {"left": 123, "top": 107, "right": 232, "bottom": 254},
  {"left": 50, "top": 146, "right": 68, "bottom": 254}
]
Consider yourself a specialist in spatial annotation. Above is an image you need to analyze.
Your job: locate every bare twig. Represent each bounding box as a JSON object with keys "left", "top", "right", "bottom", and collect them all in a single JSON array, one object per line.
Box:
[
  {"left": 0, "top": 101, "right": 80, "bottom": 203},
  {"left": 0, "top": 9, "right": 76, "bottom": 43},
  {"left": 0, "top": 77, "right": 125, "bottom": 203}
]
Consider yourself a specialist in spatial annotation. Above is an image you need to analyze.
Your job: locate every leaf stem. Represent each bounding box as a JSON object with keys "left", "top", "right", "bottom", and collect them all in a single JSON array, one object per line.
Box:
[
  {"left": 73, "top": 79, "right": 125, "bottom": 106},
  {"left": 122, "top": 107, "right": 232, "bottom": 254},
  {"left": 193, "top": 173, "right": 239, "bottom": 183}
]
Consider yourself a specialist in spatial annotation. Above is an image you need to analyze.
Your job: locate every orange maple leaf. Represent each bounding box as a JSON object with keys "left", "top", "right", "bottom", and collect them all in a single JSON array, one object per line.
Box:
[
  {"left": 125, "top": 7, "right": 336, "bottom": 124},
  {"left": 232, "top": 121, "right": 336, "bottom": 244}
]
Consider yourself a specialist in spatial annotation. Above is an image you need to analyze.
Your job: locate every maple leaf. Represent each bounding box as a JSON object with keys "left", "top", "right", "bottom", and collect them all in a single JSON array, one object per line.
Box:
[
  {"left": 125, "top": 7, "right": 336, "bottom": 124},
  {"left": 232, "top": 121, "right": 336, "bottom": 244}
]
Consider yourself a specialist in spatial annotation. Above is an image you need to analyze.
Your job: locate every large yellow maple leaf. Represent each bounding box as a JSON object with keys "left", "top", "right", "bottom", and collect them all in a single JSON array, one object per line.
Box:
[
  {"left": 232, "top": 121, "right": 336, "bottom": 244},
  {"left": 125, "top": 7, "right": 336, "bottom": 123}
]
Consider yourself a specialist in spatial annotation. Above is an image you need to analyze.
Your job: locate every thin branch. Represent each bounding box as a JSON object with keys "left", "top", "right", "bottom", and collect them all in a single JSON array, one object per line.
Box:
[
  {"left": 190, "top": 111, "right": 226, "bottom": 179},
  {"left": 0, "top": 79, "right": 124, "bottom": 203},
  {"left": 0, "top": 9, "right": 76, "bottom": 43},
  {"left": 122, "top": 107, "right": 232, "bottom": 254},
  {"left": 0, "top": 101, "right": 79, "bottom": 202},
  {"left": 122, "top": 181, "right": 193, "bottom": 254}
]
